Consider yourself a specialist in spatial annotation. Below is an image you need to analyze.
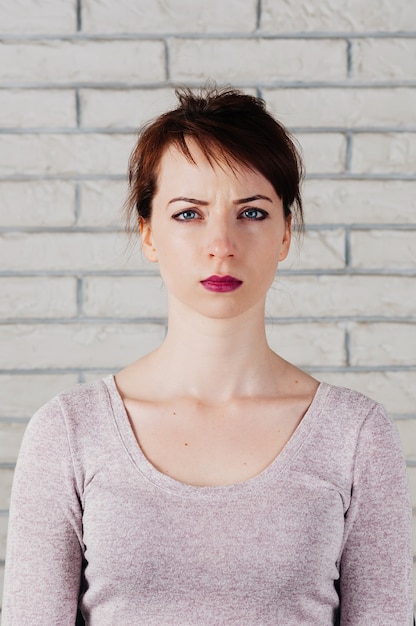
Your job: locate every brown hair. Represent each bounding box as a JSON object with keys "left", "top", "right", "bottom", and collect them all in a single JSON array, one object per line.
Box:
[{"left": 126, "top": 85, "right": 304, "bottom": 231}]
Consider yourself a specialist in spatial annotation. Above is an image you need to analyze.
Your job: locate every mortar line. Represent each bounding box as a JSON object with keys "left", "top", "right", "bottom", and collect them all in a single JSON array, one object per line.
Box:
[
  {"left": 0, "top": 462, "right": 16, "bottom": 470},
  {"left": 256, "top": 0, "right": 262, "bottom": 31},
  {"left": 76, "top": 277, "right": 84, "bottom": 317},
  {"left": 2, "top": 79, "right": 416, "bottom": 90},
  {"left": 1, "top": 31, "right": 416, "bottom": 42},
  {"left": 74, "top": 182, "right": 81, "bottom": 224},
  {"left": 347, "top": 39, "right": 353, "bottom": 77},
  {"left": 164, "top": 38, "right": 170, "bottom": 82},
  {"left": 345, "top": 227, "right": 351, "bottom": 267},
  {"left": 345, "top": 131, "right": 353, "bottom": 172},
  {"left": 75, "top": 88, "right": 81, "bottom": 127},
  {"left": 344, "top": 327, "right": 351, "bottom": 367},
  {"left": 76, "top": 0, "right": 82, "bottom": 32}
]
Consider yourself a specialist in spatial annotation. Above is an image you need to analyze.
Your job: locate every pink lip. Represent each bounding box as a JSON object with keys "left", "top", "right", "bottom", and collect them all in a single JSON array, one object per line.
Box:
[{"left": 200, "top": 275, "right": 243, "bottom": 293}]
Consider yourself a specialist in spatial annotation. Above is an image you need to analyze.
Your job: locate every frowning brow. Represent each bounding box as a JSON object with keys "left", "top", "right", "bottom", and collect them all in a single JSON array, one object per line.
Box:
[
  {"left": 168, "top": 197, "right": 209, "bottom": 205},
  {"left": 168, "top": 194, "right": 273, "bottom": 205},
  {"left": 233, "top": 195, "right": 273, "bottom": 204}
]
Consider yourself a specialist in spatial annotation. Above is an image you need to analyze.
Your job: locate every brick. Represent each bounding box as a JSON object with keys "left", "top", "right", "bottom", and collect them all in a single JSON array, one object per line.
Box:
[
  {"left": 0, "top": 0, "right": 76, "bottom": 33},
  {"left": 170, "top": 39, "right": 347, "bottom": 82},
  {"left": 350, "top": 230, "right": 416, "bottom": 270},
  {"left": 352, "top": 133, "right": 416, "bottom": 175},
  {"left": 82, "top": 371, "right": 116, "bottom": 383},
  {"left": 266, "top": 275, "right": 416, "bottom": 318},
  {"left": 0, "top": 374, "right": 78, "bottom": 418},
  {"left": 0, "top": 40, "right": 165, "bottom": 84},
  {"left": 0, "top": 277, "right": 77, "bottom": 319},
  {"left": 0, "top": 134, "right": 134, "bottom": 176},
  {"left": 283, "top": 228, "right": 345, "bottom": 271},
  {"left": 83, "top": 276, "right": 167, "bottom": 318},
  {"left": 0, "top": 89, "right": 76, "bottom": 129},
  {"left": 82, "top": 0, "right": 257, "bottom": 33},
  {"left": 264, "top": 88, "right": 416, "bottom": 129},
  {"left": 302, "top": 179, "right": 416, "bottom": 225},
  {"left": 78, "top": 180, "right": 127, "bottom": 227},
  {"left": 0, "top": 423, "right": 26, "bottom": 464},
  {"left": 0, "top": 516, "right": 7, "bottom": 560},
  {"left": 80, "top": 86, "right": 257, "bottom": 130},
  {"left": 297, "top": 133, "right": 346, "bottom": 174},
  {"left": 0, "top": 181, "right": 76, "bottom": 227},
  {"left": 261, "top": 0, "right": 416, "bottom": 32},
  {"left": 266, "top": 322, "right": 345, "bottom": 366},
  {"left": 396, "top": 420, "right": 416, "bottom": 461},
  {"left": 353, "top": 39, "right": 416, "bottom": 81},
  {"left": 0, "top": 469, "right": 13, "bottom": 509},
  {"left": 0, "top": 323, "right": 165, "bottom": 369},
  {"left": 315, "top": 370, "right": 416, "bottom": 415},
  {"left": 0, "top": 232, "right": 151, "bottom": 271},
  {"left": 80, "top": 88, "right": 178, "bottom": 129},
  {"left": 349, "top": 322, "right": 416, "bottom": 367}
]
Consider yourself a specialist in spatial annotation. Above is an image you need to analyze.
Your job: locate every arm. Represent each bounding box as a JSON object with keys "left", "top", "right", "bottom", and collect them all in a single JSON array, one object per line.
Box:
[
  {"left": 2, "top": 398, "right": 84, "bottom": 625},
  {"left": 339, "top": 404, "right": 413, "bottom": 625}
]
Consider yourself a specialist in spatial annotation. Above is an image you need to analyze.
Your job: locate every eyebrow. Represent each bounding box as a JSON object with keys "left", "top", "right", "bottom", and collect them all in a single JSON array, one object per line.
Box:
[
  {"left": 233, "top": 195, "right": 273, "bottom": 205},
  {"left": 168, "top": 197, "right": 209, "bottom": 205},
  {"left": 167, "top": 194, "right": 273, "bottom": 206}
]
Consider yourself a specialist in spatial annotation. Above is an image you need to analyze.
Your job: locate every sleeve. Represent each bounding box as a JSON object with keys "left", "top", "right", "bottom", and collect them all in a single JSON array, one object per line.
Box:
[
  {"left": 339, "top": 404, "right": 413, "bottom": 625},
  {"left": 1, "top": 398, "right": 84, "bottom": 626}
]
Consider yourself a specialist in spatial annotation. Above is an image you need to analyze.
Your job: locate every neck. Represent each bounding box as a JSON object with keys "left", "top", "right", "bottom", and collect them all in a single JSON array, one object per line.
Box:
[{"left": 149, "top": 298, "right": 284, "bottom": 404}]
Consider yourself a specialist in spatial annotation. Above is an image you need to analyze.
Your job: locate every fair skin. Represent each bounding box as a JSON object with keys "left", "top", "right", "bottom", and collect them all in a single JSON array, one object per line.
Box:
[{"left": 115, "top": 140, "right": 319, "bottom": 486}]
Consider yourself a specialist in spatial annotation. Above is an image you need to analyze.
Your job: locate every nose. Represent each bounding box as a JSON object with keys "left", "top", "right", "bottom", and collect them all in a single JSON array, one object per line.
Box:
[{"left": 207, "top": 219, "right": 236, "bottom": 259}]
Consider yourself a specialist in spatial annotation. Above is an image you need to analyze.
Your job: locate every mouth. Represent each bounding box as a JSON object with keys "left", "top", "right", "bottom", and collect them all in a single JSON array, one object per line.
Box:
[{"left": 200, "top": 275, "right": 243, "bottom": 293}]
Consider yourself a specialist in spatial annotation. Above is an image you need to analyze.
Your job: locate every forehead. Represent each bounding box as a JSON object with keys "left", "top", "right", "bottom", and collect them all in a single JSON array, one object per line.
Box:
[{"left": 156, "top": 139, "right": 273, "bottom": 193}]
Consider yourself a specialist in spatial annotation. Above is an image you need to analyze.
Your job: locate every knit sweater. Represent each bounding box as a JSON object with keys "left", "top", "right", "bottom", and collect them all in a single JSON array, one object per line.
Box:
[{"left": 2, "top": 377, "right": 413, "bottom": 625}]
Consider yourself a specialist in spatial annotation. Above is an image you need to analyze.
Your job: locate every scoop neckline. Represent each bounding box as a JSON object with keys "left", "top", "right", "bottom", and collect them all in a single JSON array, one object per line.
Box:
[{"left": 103, "top": 374, "right": 331, "bottom": 498}]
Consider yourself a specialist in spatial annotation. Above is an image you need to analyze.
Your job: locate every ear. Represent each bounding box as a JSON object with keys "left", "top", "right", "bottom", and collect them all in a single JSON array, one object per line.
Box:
[
  {"left": 278, "top": 215, "right": 292, "bottom": 261},
  {"left": 139, "top": 218, "right": 158, "bottom": 263}
]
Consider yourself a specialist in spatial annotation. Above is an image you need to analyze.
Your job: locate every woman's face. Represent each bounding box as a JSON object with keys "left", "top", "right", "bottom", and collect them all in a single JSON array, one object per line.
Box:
[{"left": 141, "top": 139, "right": 291, "bottom": 320}]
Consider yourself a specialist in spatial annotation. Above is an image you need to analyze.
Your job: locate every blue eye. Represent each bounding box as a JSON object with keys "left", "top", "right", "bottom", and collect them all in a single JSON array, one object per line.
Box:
[
  {"left": 173, "top": 210, "right": 199, "bottom": 220},
  {"left": 240, "top": 208, "right": 268, "bottom": 220}
]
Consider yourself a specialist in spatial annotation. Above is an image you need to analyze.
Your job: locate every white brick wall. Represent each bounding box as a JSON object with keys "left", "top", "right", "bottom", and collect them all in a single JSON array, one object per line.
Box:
[
  {"left": 82, "top": 0, "right": 258, "bottom": 33},
  {"left": 261, "top": 0, "right": 416, "bottom": 32},
  {"left": 170, "top": 38, "right": 348, "bottom": 82},
  {"left": 0, "top": 0, "right": 415, "bottom": 611},
  {"left": 0, "top": 40, "right": 166, "bottom": 83},
  {"left": 0, "top": 181, "right": 76, "bottom": 226}
]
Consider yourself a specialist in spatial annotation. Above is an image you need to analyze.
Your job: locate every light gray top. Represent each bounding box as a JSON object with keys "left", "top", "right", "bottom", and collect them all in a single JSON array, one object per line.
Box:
[{"left": 2, "top": 376, "right": 413, "bottom": 625}]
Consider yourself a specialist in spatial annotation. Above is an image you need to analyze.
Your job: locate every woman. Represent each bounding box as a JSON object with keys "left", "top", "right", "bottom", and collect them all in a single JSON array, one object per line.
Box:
[{"left": 2, "top": 87, "right": 413, "bottom": 625}]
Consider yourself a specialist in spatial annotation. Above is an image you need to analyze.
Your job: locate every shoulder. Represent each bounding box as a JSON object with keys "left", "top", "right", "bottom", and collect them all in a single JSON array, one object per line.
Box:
[
  {"left": 26, "top": 376, "right": 114, "bottom": 442},
  {"left": 319, "top": 382, "right": 402, "bottom": 460},
  {"left": 320, "top": 382, "right": 390, "bottom": 428},
  {"left": 309, "top": 381, "right": 400, "bottom": 462},
  {"left": 18, "top": 377, "right": 117, "bottom": 486},
  {"left": 301, "top": 383, "right": 405, "bottom": 507},
  {"left": 322, "top": 382, "right": 379, "bottom": 414}
]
